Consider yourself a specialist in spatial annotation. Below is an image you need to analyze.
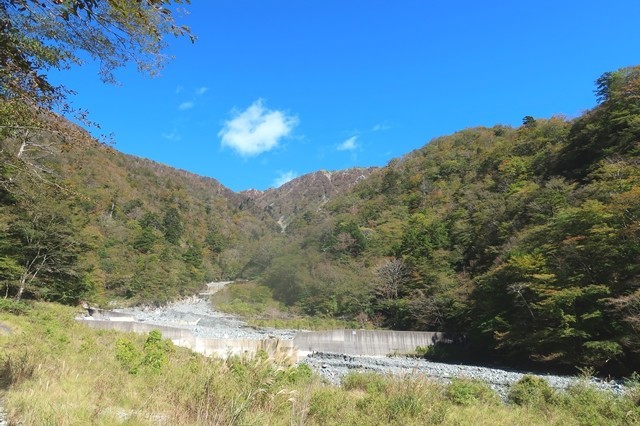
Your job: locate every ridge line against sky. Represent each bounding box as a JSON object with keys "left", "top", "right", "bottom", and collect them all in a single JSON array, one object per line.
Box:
[{"left": 51, "top": 1, "right": 640, "bottom": 192}]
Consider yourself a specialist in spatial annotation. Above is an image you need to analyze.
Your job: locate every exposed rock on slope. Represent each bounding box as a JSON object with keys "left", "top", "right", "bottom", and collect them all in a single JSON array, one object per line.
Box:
[{"left": 240, "top": 168, "right": 377, "bottom": 231}]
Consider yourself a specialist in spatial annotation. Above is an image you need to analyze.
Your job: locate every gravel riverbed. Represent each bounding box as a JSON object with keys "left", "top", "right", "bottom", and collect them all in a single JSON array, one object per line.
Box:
[
  {"left": 301, "top": 352, "right": 626, "bottom": 399},
  {"left": 114, "top": 282, "right": 628, "bottom": 398},
  {"left": 115, "top": 297, "right": 297, "bottom": 341}
]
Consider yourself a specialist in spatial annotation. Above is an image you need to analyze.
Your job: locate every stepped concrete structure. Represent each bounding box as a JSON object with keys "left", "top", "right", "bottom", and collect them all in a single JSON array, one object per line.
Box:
[
  {"left": 293, "top": 330, "right": 443, "bottom": 357},
  {"left": 78, "top": 312, "right": 443, "bottom": 360},
  {"left": 79, "top": 318, "right": 296, "bottom": 359}
]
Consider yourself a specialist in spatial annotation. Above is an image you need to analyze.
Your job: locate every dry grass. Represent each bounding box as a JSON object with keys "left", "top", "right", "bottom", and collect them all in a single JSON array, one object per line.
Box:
[{"left": 0, "top": 302, "right": 639, "bottom": 425}]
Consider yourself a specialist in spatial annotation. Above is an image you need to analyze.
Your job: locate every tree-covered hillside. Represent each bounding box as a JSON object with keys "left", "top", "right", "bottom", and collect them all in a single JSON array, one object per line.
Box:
[
  {"left": 0, "top": 118, "right": 272, "bottom": 305},
  {"left": 255, "top": 65, "right": 640, "bottom": 374}
]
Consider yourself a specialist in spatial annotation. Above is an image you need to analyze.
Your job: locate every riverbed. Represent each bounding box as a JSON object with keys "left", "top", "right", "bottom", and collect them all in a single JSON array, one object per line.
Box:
[{"left": 112, "top": 282, "right": 626, "bottom": 398}]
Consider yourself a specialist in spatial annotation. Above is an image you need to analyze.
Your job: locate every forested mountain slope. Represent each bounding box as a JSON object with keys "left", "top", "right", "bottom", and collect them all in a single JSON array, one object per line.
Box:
[
  {"left": 0, "top": 117, "right": 374, "bottom": 305},
  {"left": 255, "top": 66, "right": 640, "bottom": 373},
  {"left": 0, "top": 122, "right": 272, "bottom": 304}
]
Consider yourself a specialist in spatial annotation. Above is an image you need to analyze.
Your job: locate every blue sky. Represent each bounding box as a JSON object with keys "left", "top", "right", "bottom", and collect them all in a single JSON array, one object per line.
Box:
[{"left": 53, "top": 1, "right": 640, "bottom": 192}]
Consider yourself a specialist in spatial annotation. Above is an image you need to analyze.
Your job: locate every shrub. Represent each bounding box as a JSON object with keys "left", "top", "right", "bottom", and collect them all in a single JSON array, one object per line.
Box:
[
  {"left": 508, "top": 375, "right": 556, "bottom": 406},
  {"left": 142, "top": 330, "right": 173, "bottom": 371},
  {"left": 446, "top": 378, "right": 500, "bottom": 406},
  {"left": 343, "top": 372, "right": 388, "bottom": 394},
  {"left": 115, "top": 330, "right": 173, "bottom": 375},
  {"left": 414, "top": 345, "right": 429, "bottom": 356},
  {"left": 625, "top": 372, "right": 640, "bottom": 406},
  {"left": 0, "top": 299, "right": 30, "bottom": 315},
  {"left": 115, "top": 338, "right": 140, "bottom": 374},
  {"left": 387, "top": 392, "right": 422, "bottom": 419},
  {"left": 285, "top": 363, "right": 313, "bottom": 385},
  {"left": 559, "top": 381, "right": 640, "bottom": 425}
]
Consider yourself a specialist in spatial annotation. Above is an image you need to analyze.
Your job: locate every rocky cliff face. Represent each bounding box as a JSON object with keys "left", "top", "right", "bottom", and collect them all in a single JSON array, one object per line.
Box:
[{"left": 239, "top": 167, "right": 377, "bottom": 232}]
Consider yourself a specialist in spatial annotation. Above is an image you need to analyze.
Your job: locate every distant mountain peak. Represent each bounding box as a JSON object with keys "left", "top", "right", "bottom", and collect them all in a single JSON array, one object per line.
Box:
[
  {"left": 241, "top": 167, "right": 377, "bottom": 231},
  {"left": 239, "top": 188, "right": 264, "bottom": 197}
]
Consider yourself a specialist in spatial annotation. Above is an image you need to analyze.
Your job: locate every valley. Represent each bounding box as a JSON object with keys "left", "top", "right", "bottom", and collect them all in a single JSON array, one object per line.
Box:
[
  {"left": 1, "top": 65, "right": 639, "bottom": 423},
  {"left": 1, "top": 66, "right": 639, "bottom": 376},
  {"left": 2, "top": 2, "right": 639, "bottom": 423}
]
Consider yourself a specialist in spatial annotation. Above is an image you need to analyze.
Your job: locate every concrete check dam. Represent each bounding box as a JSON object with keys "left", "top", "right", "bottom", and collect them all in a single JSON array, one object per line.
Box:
[
  {"left": 77, "top": 305, "right": 443, "bottom": 360},
  {"left": 75, "top": 299, "right": 628, "bottom": 396}
]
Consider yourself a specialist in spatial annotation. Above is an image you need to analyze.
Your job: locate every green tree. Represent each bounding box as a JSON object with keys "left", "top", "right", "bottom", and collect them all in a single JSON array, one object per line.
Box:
[
  {"left": 205, "top": 225, "right": 225, "bottom": 254},
  {"left": 182, "top": 241, "right": 202, "bottom": 268},
  {"left": 329, "top": 221, "right": 366, "bottom": 257},
  {"left": 162, "top": 206, "right": 183, "bottom": 244},
  {"left": 522, "top": 116, "right": 537, "bottom": 128},
  {"left": 132, "top": 226, "right": 157, "bottom": 254},
  {"left": 0, "top": 150, "right": 89, "bottom": 302},
  {"left": 399, "top": 213, "right": 449, "bottom": 260},
  {"left": 555, "top": 66, "right": 640, "bottom": 178},
  {"left": 1, "top": 199, "right": 89, "bottom": 302},
  {"left": 262, "top": 253, "right": 309, "bottom": 306},
  {"left": 0, "top": 0, "right": 193, "bottom": 110}
]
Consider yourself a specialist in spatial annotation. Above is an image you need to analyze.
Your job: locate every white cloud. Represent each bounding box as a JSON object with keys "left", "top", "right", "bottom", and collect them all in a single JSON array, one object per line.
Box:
[
  {"left": 372, "top": 123, "right": 391, "bottom": 131},
  {"left": 176, "top": 87, "right": 207, "bottom": 111},
  {"left": 218, "top": 99, "right": 298, "bottom": 157},
  {"left": 161, "top": 131, "right": 181, "bottom": 141},
  {"left": 337, "top": 136, "right": 358, "bottom": 151},
  {"left": 178, "top": 101, "right": 194, "bottom": 111},
  {"left": 273, "top": 170, "right": 298, "bottom": 188}
]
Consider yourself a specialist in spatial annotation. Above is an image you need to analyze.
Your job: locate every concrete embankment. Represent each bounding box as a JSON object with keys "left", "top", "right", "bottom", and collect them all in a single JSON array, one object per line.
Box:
[
  {"left": 77, "top": 284, "right": 443, "bottom": 359},
  {"left": 79, "top": 317, "right": 444, "bottom": 358},
  {"left": 294, "top": 329, "right": 442, "bottom": 356},
  {"left": 80, "top": 314, "right": 443, "bottom": 359},
  {"left": 80, "top": 318, "right": 296, "bottom": 358}
]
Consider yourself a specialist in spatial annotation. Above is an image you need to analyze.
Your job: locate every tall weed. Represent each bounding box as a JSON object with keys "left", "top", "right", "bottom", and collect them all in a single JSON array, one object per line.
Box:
[{"left": 1, "top": 302, "right": 640, "bottom": 425}]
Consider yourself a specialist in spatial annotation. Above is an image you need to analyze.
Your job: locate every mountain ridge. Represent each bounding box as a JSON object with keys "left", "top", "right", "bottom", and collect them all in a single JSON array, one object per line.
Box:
[{"left": 239, "top": 167, "right": 378, "bottom": 232}]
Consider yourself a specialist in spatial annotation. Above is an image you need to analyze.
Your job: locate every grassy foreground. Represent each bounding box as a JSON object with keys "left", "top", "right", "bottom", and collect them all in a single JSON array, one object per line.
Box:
[{"left": 1, "top": 301, "right": 640, "bottom": 425}]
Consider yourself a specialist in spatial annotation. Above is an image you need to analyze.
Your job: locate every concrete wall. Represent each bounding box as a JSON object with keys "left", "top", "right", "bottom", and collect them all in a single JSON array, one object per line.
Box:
[
  {"left": 191, "top": 338, "right": 295, "bottom": 358},
  {"left": 79, "top": 319, "right": 192, "bottom": 340},
  {"left": 293, "top": 330, "right": 443, "bottom": 356},
  {"left": 78, "top": 319, "right": 296, "bottom": 360},
  {"left": 79, "top": 320, "right": 443, "bottom": 359}
]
